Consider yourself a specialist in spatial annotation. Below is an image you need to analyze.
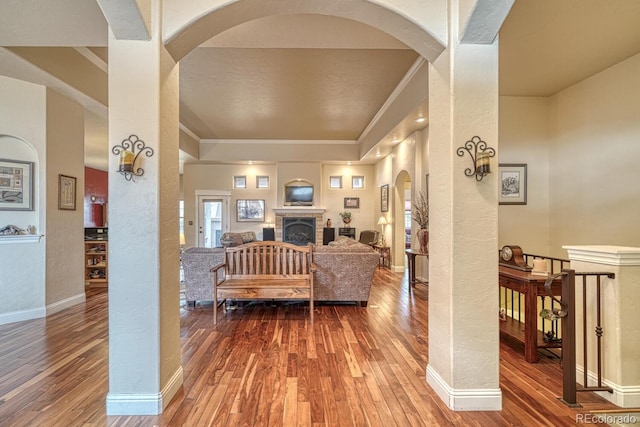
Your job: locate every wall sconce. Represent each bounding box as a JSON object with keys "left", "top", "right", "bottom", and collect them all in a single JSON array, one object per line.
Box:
[
  {"left": 111, "top": 135, "right": 154, "bottom": 181},
  {"left": 377, "top": 215, "right": 388, "bottom": 245},
  {"left": 456, "top": 136, "right": 495, "bottom": 181}
]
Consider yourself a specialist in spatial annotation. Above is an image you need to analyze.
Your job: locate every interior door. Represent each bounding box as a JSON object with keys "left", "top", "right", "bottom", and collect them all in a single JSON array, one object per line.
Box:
[{"left": 197, "top": 195, "right": 229, "bottom": 247}]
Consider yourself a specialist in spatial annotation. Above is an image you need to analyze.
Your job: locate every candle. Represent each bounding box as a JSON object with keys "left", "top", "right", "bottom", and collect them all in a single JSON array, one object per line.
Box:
[
  {"left": 119, "top": 150, "right": 134, "bottom": 172},
  {"left": 476, "top": 152, "right": 491, "bottom": 175}
]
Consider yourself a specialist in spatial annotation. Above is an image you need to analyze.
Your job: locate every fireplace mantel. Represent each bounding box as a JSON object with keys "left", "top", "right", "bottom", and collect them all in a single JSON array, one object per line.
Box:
[{"left": 273, "top": 207, "right": 325, "bottom": 214}]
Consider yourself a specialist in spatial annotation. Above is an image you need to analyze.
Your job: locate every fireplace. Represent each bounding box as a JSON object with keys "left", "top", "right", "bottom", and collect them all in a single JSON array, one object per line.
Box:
[
  {"left": 282, "top": 217, "right": 316, "bottom": 246},
  {"left": 273, "top": 208, "right": 325, "bottom": 245}
]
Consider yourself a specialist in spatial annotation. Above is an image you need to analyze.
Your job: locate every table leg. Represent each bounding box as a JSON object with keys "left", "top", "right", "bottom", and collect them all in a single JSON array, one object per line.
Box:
[
  {"left": 407, "top": 253, "right": 416, "bottom": 287},
  {"left": 524, "top": 286, "right": 539, "bottom": 363}
]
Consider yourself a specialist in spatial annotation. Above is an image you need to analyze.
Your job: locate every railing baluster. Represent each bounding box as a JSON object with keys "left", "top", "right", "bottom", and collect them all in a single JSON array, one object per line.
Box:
[{"left": 582, "top": 275, "right": 588, "bottom": 389}]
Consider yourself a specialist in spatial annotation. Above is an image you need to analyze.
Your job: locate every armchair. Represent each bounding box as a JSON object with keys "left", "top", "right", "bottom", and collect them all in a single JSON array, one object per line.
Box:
[{"left": 358, "top": 230, "right": 379, "bottom": 246}]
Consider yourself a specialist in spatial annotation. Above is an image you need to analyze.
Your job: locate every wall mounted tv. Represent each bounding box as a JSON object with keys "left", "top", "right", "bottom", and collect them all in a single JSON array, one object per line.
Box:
[{"left": 285, "top": 185, "right": 314, "bottom": 206}]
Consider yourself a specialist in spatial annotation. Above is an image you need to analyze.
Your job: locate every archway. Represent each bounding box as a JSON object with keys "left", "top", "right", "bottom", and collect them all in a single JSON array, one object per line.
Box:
[{"left": 393, "top": 170, "right": 411, "bottom": 272}]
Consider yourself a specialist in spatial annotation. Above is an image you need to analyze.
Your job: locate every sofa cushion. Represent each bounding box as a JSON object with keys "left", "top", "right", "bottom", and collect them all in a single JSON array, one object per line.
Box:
[{"left": 220, "top": 231, "right": 257, "bottom": 247}]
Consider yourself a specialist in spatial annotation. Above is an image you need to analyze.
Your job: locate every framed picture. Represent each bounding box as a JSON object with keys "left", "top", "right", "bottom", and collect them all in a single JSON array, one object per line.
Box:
[
  {"left": 344, "top": 197, "right": 360, "bottom": 209},
  {"left": 381, "top": 184, "right": 389, "bottom": 212},
  {"left": 236, "top": 199, "right": 265, "bottom": 222},
  {"left": 0, "top": 158, "right": 34, "bottom": 211},
  {"left": 58, "top": 174, "right": 77, "bottom": 210},
  {"left": 499, "top": 164, "right": 527, "bottom": 205}
]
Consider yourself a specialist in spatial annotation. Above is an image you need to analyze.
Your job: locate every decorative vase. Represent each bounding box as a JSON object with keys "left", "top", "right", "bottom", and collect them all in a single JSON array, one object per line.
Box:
[
  {"left": 417, "top": 228, "right": 429, "bottom": 253},
  {"left": 343, "top": 217, "right": 351, "bottom": 226},
  {"left": 326, "top": 219, "right": 332, "bottom": 227}
]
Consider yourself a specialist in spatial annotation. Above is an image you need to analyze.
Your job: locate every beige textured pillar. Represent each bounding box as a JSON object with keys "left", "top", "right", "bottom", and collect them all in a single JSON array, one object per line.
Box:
[
  {"left": 105, "top": 2, "right": 182, "bottom": 415},
  {"left": 564, "top": 245, "right": 640, "bottom": 408},
  {"left": 425, "top": 1, "right": 504, "bottom": 411}
]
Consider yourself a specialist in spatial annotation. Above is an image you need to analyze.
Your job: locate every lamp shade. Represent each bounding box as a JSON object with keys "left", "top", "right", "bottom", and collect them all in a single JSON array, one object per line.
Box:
[{"left": 377, "top": 216, "right": 388, "bottom": 225}]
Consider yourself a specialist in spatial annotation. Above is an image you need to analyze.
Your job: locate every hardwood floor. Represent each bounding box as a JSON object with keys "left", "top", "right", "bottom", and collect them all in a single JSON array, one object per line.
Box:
[{"left": 0, "top": 268, "right": 618, "bottom": 426}]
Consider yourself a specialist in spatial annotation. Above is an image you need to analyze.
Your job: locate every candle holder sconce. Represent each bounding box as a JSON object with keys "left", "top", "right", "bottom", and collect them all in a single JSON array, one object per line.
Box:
[
  {"left": 112, "top": 135, "right": 154, "bottom": 181},
  {"left": 456, "top": 136, "right": 495, "bottom": 181}
]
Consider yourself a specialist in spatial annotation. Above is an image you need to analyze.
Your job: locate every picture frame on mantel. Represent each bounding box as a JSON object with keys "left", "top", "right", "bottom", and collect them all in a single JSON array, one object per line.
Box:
[
  {"left": 380, "top": 184, "right": 389, "bottom": 212},
  {"left": 0, "top": 158, "right": 34, "bottom": 211},
  {"left": 499, "top": 164, "right": 527, "bottom": 205}
]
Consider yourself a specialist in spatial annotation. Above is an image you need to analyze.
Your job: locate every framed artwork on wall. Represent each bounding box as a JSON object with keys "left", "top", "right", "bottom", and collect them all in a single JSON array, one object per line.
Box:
[
  {"left": 381, "top": 184, "right": 389, "bottom": 212},
  {"left": 498, "top": 164, "right": 527, "bottom": 205},
  {"left": 237, "top": 199, "right": 265, "bottom": 222},
  {"left": 58, "top": 174, "right": 77, "bottom": 210},
  {"left": 0, "top": 158, "right": 34, "bottom": 211},
  {"left": 344, "top": 197, "right": 360, "bottom": 209}
]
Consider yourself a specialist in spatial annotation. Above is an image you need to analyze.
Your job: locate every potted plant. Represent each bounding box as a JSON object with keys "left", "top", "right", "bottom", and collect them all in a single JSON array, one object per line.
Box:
[
  {"left": 339, "top": 211, "right": 352, "bottom": 225},
  {"left": 412, "top": 190, "right": 429, "bottom": 253}
]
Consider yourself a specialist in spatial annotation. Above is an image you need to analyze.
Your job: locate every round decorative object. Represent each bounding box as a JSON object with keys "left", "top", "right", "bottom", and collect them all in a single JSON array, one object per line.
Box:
[
  {"left": 417, "top": 228, "right": 429, "bottom": 254},
  {"left": 343, "top": 217, "right": 351, "bottom": 225},
  {"left": 499, "top": 245, "right": 531, "bottom": 271},
  {"left": 501, "top": 246, "right": 513, "bottom": 261}
]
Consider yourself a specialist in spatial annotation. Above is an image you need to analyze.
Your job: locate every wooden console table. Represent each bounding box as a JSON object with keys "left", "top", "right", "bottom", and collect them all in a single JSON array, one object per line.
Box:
[
  {"left": 405, "top": 249, "right": 428, "bottom": 287},
  {"left": 373, "top": 244, "right": 391, "bottom": 268},
  {"left": 499, "top": 266, "right": 562, "bottom": 363}
]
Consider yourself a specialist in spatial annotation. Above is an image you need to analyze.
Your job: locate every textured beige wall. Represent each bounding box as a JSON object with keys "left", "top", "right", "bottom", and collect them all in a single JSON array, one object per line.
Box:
[
  {"left": 321, "top": 164, "right": 375, "bottom": 233},
  {"left": 549, "top": 53, "right": 640, "bottom": 258},
  {"left": 45, "top": 89, "right": 85, "bottom": 307},
  {"left": 498, "top": 96, "right": 551, "bottom": 254}
]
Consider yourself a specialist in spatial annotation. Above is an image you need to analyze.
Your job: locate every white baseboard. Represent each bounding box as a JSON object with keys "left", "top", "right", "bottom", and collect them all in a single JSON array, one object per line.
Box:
[
  {"left": 46, "top": 292, "right": 86, "bottom": 315},
  {"left": 0, "top": 306, "right": 46, "bottom": 325},
  {"left": 427, "top": 364, "right": 502, "bottom": 411},
  {"left": 577, "top": 365, "right": 640, "bottom": 408},
  {"left": 106, "top": 366, "right": 184, "bottom": 415}
]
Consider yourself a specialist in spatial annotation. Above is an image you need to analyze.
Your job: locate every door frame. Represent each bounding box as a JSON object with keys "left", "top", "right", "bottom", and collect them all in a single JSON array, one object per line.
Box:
[{"left": 195, "top": 190, "right": 231, "bottom": 247}]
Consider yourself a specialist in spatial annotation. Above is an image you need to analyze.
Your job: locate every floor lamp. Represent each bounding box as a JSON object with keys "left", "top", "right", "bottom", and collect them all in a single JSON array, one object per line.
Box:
[{"left": 377, "top": 216, "right": 388, "bottom": 246}]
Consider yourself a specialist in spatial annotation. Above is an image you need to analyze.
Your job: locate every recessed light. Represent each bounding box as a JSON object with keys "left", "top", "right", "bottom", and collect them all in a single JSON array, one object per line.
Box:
[
  {"left": 415, "top": 117, "right": 426, "bottom": 123},
  {"left": 347, "top": 161, "right": 352, "bottom": 166},
  {"left": 392, "top": 138, "right": 401, "bottom": 143},
  {"left": 248, "top": 160, "right": 253, "bottom": 165}
]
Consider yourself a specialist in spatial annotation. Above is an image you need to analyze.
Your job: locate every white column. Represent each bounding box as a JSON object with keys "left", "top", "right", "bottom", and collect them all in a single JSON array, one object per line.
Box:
[
  {"left": 564, "top": 245, "right": 640, "bottom": 408},
  {"left": 105, "top": 2, "right": 183, "bottom": 415},
  {"left": 426, "top": 1, "right": 502, "bottom": 411}
]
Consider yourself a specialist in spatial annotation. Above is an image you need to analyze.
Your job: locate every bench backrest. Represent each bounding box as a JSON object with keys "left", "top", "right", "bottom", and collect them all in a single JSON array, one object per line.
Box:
[{"left": 224, "top": 241, "right": 314, "bottom": 277}]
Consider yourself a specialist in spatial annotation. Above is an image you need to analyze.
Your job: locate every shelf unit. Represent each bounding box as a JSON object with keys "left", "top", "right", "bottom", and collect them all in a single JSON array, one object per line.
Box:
[{"left": 85, "top": 241, "right": 108, "bottom": 287}]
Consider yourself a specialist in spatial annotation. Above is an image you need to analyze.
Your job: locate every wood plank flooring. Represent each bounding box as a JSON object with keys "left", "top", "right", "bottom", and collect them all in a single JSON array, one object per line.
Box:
[{"left": 0, "top": 268, "right": 619, "bottom": 426}]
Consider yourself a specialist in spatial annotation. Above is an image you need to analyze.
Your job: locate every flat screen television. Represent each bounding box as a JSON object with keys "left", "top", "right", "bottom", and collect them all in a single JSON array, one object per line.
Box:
[{"left": 285, "top": 185, "right": 313, "bottom": 206}]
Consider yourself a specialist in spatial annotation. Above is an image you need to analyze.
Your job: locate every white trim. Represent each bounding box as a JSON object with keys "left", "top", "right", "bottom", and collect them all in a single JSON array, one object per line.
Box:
[
  {"left": 46, "top": 293, "right": 86, "bottom": 316},
  {"left": 0, "top": 306, "right": 45, "bottom": 325},
  {"left": 106, "top": 367, "right": 184, "bottom": 415},
  {"left": 427, "top": 365, "right": 502, "bottom": 411},
  {"left": 162, "top": 367, "right": 184, "bottom": 410},
  {"left": 73, "top": 47, "right": 108, "bottom": 73},
  {"left": 564, "top": 245, "right": 640, "bottom": 266},
  {"left": 272, "top": 208, "right": 326, "bottom": 214},
  {"left": 0, "top": 234, "right": 43, "bottom": 245},
  {"left": 358, "top": 57, "right": 427, "bottom": 142},
  {"left": 202, "top": 139, "right": 357, "bottom": 145},
  {"left": 577, "top": 365, "right": 640, "bottom": 408},
  {"left": 106, "top": 392, "right": 163, "bottom": 415},
  {"left": 179, "top": 123, "right": 200, "bottom": 142}
]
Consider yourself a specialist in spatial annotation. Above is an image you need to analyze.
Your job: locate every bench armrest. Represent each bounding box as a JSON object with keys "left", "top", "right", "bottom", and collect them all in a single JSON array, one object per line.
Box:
[{"left": 210, "top": 262, "right": 226, "bottom": 273}]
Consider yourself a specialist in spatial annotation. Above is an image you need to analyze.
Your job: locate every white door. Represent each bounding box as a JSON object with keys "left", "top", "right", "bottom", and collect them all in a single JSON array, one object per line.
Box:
[{"left": 197, "top": 193, "right": 230, "bottom": 247}]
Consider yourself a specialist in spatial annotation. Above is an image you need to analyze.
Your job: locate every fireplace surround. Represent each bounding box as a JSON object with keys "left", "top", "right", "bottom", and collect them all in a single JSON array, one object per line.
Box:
[{"left": 272, "top": 208, "right": 325, "bottom": 245}]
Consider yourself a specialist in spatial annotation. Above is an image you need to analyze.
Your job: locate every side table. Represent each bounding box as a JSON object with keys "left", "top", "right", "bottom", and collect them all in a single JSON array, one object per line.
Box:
[
  {"left": 373, "top": 244, "right": 391, "bottom": 268},
  {"left": 405, "top": 249, "right": 428, "bottom": 287}
]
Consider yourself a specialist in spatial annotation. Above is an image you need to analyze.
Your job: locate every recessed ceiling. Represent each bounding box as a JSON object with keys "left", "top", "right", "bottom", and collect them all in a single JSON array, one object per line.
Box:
[{"left": 2, "top": 1, "right": 640, "bottom": 170}]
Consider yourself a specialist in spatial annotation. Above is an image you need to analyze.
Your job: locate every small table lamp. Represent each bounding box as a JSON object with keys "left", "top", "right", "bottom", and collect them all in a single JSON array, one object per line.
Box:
[{"left": 377, "top": 216, "right": 388, "bottom": 245}]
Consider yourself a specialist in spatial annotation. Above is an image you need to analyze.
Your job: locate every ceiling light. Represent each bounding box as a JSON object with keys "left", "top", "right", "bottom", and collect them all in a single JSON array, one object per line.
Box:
[
  {"left": 347, "top": 161, "right": 352, "bottom": 166},
  {"left": 392, "top": 138, "right": 401, "bottom": 143},
  {"left": 415, "top": 117, "right": 426, "bottom": 123},
  {"left": 248, "top": 160, "right": 253, "bottom": 165}
]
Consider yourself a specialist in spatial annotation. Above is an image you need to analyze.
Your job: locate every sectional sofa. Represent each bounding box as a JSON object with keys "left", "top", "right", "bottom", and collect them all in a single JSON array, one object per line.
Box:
[{"left": 181, "top": 237, "right": 380, "bottom": 307}]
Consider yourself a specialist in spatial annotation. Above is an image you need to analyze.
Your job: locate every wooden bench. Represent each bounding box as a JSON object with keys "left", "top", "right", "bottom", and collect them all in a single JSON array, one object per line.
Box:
[{"left": 211, "top": 241, "right": 316, "bottom": 324}]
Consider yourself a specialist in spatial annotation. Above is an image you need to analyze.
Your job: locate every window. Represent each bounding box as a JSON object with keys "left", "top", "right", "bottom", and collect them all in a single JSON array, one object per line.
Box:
[
  {"left": 352, "top": 176, "right": 364, "bottom": 189},
  {"left": 234, "top": 176, "right": 246, "bottom": 189},
  {"left": 256, "top": 176, "right": 270, "bottom": 189},
  {"left": 329, "top": 176, "right": 342, "bottom": 189}
]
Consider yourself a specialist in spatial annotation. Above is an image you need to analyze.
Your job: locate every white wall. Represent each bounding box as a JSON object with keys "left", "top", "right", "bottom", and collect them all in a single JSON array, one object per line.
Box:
[
  {"left": 321, "top": 164, "right": 375, "bottom": 232},
  {"left": 0, "top": 76, "right": 46, "bottom": 323}
]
